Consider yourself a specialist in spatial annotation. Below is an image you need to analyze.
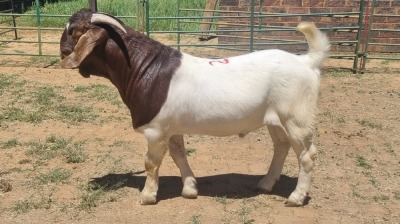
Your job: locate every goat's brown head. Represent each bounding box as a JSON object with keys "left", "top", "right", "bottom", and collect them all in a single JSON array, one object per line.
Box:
[{"left": 60, "top": 8, "right": 127, "bottom": 77}]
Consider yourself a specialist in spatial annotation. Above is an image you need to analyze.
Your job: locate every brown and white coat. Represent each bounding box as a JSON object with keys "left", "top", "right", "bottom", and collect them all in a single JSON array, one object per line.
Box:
[{"left": 60, "top": 9, "right": 330, "bottom": 206}]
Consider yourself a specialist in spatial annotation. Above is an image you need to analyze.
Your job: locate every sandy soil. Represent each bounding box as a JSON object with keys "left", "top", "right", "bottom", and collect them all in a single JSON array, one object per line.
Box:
[{"left": 0, "top": 30, "right": 399, "bottom": 224}]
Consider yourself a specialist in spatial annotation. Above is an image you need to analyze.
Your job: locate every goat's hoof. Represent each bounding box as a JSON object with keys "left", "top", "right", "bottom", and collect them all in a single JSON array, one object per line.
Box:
[
  {"left": 285, "top": 192, "right": 305, "bottom": 207},
  {"left": 140, "top": 192, "right": 157, "bottom": 205},
  {"left": 182, "top": 185, "right": 198, "bottom": 199}
]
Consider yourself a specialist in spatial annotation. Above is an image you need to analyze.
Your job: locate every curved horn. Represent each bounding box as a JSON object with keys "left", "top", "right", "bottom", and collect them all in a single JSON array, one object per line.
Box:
[{"left": 91, "top": 13, "right": 127, "bottom": 33}]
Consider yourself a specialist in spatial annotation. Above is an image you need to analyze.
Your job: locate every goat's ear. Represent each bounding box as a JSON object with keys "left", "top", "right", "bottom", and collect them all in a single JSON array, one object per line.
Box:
[{"left": 61, "top": 28, "right": 108, "bottom": 69}]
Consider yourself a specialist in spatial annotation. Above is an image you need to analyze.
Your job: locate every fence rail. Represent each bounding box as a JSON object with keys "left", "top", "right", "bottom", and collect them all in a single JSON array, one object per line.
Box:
[{"left": 0, "top": 0, "right": 398, "bottom": 73}]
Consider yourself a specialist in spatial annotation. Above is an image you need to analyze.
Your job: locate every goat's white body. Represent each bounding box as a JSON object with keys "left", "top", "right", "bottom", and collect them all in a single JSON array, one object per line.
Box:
[
  {"left": 139, "top": 50, "right": 319, "bottom": 137},
  {"left": 136, "top": 22, "right": 329, "bottom": 206}
]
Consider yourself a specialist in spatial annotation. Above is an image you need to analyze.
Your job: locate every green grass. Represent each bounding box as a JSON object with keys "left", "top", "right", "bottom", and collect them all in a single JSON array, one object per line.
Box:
[
  {"left": 0, "top": 75, "right": 16, "bottom": 94},
  {"left": 56, "top": 104, "right": 97, "bottom": 123},
  {"left": 394, "top": 191, "right": 400, "bottom": 200},
  {"left": 29, "top": 56, "right": 59, "bottom": 65},
  {"left": 215, "top": 196, "right": 228, "bottom": 204},
  {"left": 0, "top": 107, "right": 44, "bottom": 123},
  {"left": 78, "top": 187, "right": 105, "bottom": 211},
  {"left": 0, "top": 138, "right": 19, "bottom": 149},
  {"left": 189, "top": 214, "right": 202, "bottom": 224},
  {"left": 356, "top": 119, "right": 383, "bottom": 130},
  {"left": 25, "top": 135, "right": 87, "bottom": 162},
  {"left": 0, "top": 75, "right": 102, "bottom": 126},
  {"left": 16, "top": 0, "right": 206, "bottom": 31},
  {"left": 0, "top": 179, "right": 13, "bottom": 192},
  {"left": 238, "top": 204, "right": 254, "bottom": 224},
  {"left": 19, "top": 159, "right": 32, "bottom": 164},
  {"left": 186, "top": 148, "right": 197, "bottom": 156},
  {"left": 78, "top": 179, "right": 127, "bottom": 211},
  {"left": 355, "top": 155, "right": 372, "bottom": 169},
  {"left": 373, "top": 195, "right": 390, "bottom": 202},
  {"left": 383, "top": 141, "right": 395, "bottom": 155},
  {"left": 11, "top": 196, "right": 53, "bottom": 214},
  {"left": 109, "top": 140, "right": 134, "bottom": 151},
  {"left": 74, "top": 84, "right": 122, "bottom": 106},
  {"left": 351, "top": 188, "right": 365, "bottom": 199},
  {"left": 35, "top": 168, "right": 71, "bottom": 185},
  {"left": 337, "top": 116, "right": 346, "bottom": 124},
  {"left": 96, "top": 151, "right": 129, "bottom": 173},
  {"left": 11, "top": 200, "right": 35, "bottom": 214},
  {"left": 34, "top": 86, "right": 65, "bottom": 107},
  {"left": 324, "top": 68, "right": 353, "bottom": 77}
]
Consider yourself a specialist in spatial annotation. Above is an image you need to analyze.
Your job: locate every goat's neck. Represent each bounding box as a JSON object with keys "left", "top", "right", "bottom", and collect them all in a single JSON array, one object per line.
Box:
[{"left": 106, "top": 35, "right": 182, "bottom": 128}]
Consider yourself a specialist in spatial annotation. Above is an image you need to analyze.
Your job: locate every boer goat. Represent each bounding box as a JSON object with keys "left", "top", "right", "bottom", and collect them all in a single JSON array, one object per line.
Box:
[{"left": 60, "top": 9, "right": 329, "bottom": 206}]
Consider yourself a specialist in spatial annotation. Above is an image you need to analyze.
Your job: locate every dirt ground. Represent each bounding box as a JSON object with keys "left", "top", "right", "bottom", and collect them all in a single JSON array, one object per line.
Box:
[{"left": 0, "top": 30, "right": 400, "bottom": 224}]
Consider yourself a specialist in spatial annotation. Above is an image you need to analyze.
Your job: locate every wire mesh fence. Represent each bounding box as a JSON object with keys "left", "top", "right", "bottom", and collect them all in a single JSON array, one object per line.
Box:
[{"left": 0, "top": 0, "right": 398, "bottom": 73}]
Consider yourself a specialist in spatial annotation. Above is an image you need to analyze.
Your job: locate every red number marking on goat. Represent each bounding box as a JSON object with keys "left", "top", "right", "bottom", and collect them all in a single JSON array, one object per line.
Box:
[{"left": 208, "top": 58, "right": 229, "bottom": 66}]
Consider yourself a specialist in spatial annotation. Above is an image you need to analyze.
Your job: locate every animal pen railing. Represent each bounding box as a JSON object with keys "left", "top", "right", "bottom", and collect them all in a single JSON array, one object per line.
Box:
[{"left": 0, "top": 0, "right": 399, "bottom": 73}]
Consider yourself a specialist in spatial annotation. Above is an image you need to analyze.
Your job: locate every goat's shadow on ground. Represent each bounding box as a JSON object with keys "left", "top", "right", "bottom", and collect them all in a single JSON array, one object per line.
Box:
[{"left": 89, "top": 172, "right": 299, "bottom": 201}]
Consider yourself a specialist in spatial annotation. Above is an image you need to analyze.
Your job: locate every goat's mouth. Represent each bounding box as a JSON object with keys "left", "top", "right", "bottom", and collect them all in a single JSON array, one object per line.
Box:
[
  {"left": 80, "top": 73, "right": 90, "bottom": 78},
  {"left": 78, "top": 67, "right": 91, "bottom": 78}
]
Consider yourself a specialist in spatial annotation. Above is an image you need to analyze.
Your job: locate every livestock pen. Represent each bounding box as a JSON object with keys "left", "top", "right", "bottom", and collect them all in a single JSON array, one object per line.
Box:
[
  {"left": 0, "top": 1, "right": 399, "bottom": 223},
  {"left": 0, "top": 0, "right": 399, "bottom": 72}
]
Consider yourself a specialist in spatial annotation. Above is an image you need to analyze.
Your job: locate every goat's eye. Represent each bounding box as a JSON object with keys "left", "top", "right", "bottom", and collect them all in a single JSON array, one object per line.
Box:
[{"left": 72, "top": 30, "right": 83, "bottom": 40}]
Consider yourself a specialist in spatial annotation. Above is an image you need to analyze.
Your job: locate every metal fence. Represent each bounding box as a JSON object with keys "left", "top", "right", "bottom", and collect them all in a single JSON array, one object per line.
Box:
[
  {"left": 0, "top": 0, "right": 399, "bottom": 73},
  {"left": 146, "top": 0, "right": 365, "bottom": 71},
  {"left": 0, "top": 0, "right": 138, "bottom": 58},
  {"left": 360, "top": 0, "right": 400, "bottom": 69}
]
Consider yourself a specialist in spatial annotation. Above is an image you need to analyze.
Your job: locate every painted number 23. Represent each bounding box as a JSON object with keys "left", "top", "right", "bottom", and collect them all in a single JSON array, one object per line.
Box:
[{"left": 208, "top": 58, "right": 230, "bottom": 66}]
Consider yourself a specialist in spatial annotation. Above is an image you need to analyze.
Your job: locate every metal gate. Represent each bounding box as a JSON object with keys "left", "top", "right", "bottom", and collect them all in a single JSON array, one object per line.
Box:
[
  {"left": 0, "top": 0, "right": 399, "bottom": 73},
  {"left": 145, "top": 0, "right": 400, "bottom": 73},
  {"left": 0, "top": 0, "right": 139, "bottom": 58}
]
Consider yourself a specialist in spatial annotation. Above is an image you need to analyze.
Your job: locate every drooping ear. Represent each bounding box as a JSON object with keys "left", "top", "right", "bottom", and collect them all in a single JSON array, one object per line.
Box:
[{"left": 61, "top": 28, "right": 108, "bottom": 69}]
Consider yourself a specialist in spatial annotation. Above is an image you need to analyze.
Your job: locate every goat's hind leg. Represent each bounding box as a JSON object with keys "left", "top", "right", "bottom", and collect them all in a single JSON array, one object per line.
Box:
[
  {"left": 169, "top": 135, "right": 198, "bottom": 199},
  {"left": 257, "top": 125, "right": 290, "bottom": 192},
  {"left": 286, "top": 124, "right": 317, "bottom": 207}
]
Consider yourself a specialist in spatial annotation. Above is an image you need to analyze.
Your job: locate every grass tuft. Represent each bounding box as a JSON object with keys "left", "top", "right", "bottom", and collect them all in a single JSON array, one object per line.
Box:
[
  {"left": 35, "top": 168, "right": 71, "bottom": 185},
  {"left": 25, "top": 135, "right": 87, "bottom": 162},
  {"left": 355, "top": 155, "right": 372, "bottom": 169},
  {"left": 356, "top": 119, "right": 383, "bottom": 130},
  {"left": 0, "top": 179, "right": 13, "bottom": 192},
  {"left": 186, "top": 148, "right": 197, "bottom": 156},
  {"left": 56, "top": 105, "right": 97, "bottom": 123},
  {"left": 189, "top": 214, "right": 202, "bottom": 224},
  {"left": 1, "top": 138, "right": 19, "bottom": 149},
  {"left": 12, "top": 200, "right": 35, "bottom": 214}
]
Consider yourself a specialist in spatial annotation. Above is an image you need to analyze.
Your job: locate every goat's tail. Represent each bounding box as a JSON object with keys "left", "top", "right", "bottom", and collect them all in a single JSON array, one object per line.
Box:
[{"left": 297, "top": 22, "right": 330, "bottom": 69}]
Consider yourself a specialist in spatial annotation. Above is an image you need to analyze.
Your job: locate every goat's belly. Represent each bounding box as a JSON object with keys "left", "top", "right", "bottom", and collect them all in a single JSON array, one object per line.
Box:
[
  {"left": 171, "top": 113, "right": 266, "bottom": 137},
  {"left": 184, "top": 123, "right": 263, "bottom": 137}
]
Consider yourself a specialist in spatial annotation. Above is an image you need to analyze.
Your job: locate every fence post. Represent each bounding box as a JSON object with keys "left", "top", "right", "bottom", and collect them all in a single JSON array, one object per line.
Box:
[
  {"left": 89, "top": 0, "right": 97, "bottom": 12},
  {"left": 354, "top": 0, "right": 365, "bottom": 73},
  {"left": 10, "top": 0, "right": 18, "bottom": 39},
  {"left": 35, "top": 0, "right": 42, "bottom": 56},
  {"left": 361, "top": 0, "right": 376, "bottom": 72},
  {"left": 176, "top": 0, "right": 181, "bottom": 51},
  {"left": 199, "top": 0, "right": 218, "bottom": 41},
  {"left": 145, "top": 0, "right": 150, "bottom": 36},
  {"left": 249, "top": 0, "right": 255, "bottom": 52}
]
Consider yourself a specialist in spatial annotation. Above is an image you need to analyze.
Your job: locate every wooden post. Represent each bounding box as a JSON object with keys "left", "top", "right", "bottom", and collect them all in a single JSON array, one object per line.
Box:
[
  {"left": 89, "top": 0, "right": 97, "bottom": 12},
  {"left": 199, "top": 0, "right": 218, "bottom": 41}
]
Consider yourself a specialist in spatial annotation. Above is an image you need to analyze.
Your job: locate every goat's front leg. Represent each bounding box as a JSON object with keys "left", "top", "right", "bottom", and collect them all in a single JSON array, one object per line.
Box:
[
  {"left": 140, "top": 135, "right": 168, "bottom": 205},
  {"left": 169, "top": 135, "right": 198, "bottom": 199}
]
